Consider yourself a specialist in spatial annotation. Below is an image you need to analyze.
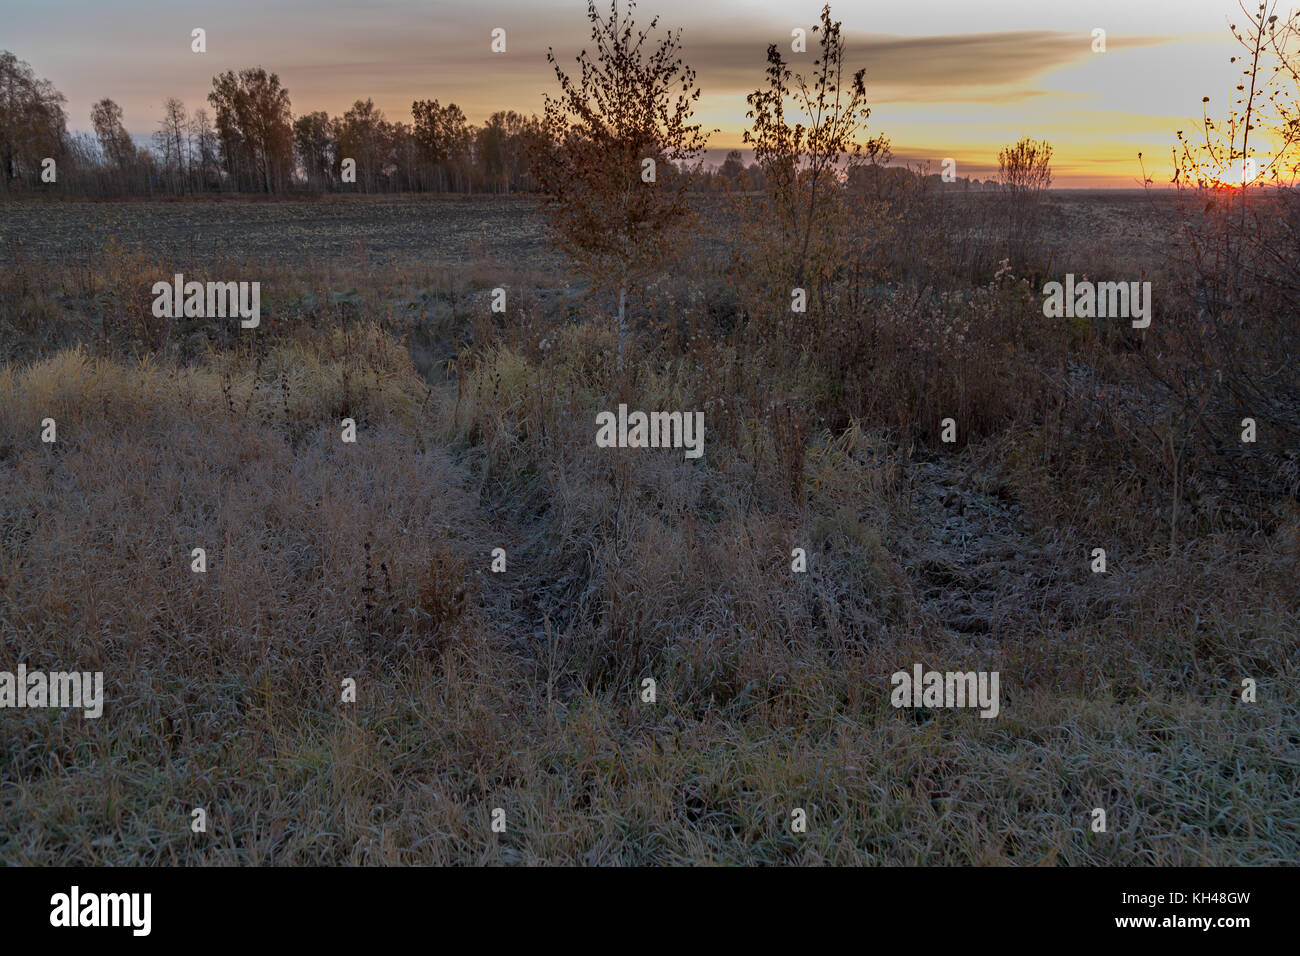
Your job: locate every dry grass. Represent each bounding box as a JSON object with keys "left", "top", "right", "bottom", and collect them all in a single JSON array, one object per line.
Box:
[{"left": 0, "top": 193, "right": 1296, "bottom": 865}]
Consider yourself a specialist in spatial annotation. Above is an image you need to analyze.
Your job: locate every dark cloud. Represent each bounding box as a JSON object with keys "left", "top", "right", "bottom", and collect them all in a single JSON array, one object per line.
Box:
[
  {"left": 268, "top": 26, "right": 1167, "bottom": 120},
  {"left": 680, "top": 29, "right": 1167, "bottom": 102}
]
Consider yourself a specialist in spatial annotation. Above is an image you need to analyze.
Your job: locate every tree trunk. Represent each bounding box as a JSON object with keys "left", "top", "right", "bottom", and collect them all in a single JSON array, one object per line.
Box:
[{"left": 617, "top": 284, "right": 626, "bottom": 371}]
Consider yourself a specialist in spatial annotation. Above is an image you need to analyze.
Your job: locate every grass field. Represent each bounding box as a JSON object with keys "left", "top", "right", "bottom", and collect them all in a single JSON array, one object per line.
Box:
[{"left": 1, "top": 191, "right": 1296, "bottom": 865}]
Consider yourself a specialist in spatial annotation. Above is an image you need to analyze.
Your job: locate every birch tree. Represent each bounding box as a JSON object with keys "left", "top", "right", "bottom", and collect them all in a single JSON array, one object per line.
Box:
[{"left": 533, "top": 0, "right": 709, "bottom": 368}]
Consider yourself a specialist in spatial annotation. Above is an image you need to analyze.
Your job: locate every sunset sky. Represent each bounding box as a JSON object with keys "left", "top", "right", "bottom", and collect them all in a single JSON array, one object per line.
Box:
[{"left": 3, "top": 0, "right": 1268, "bottom": 186}]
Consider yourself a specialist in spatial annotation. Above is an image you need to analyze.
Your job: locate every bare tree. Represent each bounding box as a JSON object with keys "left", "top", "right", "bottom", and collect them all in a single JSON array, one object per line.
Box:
[
  {"left": 0, "top": 51, "right": 67, "bottom": 190},
  {"left": 188, "top": 107, "right": 219, "bottom": 192},
  {"left": 90, "top": 98, "right": 134, "bottom": 175},
  {"left": 998, "top": 137, "right": 1053, "bottom": 192},
  {"left": 997, "top": 135, "right": 1053, "bottom": 264},
  {"left": 744, "top": 4, "right": 883, "bottom": 291},
  {"left": 154, "top": 97, "right": 190, "bottom": 194}
]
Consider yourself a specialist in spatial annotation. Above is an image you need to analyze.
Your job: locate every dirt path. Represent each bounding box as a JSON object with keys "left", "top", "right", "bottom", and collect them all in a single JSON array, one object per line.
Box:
[{"left": 894, "top": 456, "right": 1103, "bottom": 638}]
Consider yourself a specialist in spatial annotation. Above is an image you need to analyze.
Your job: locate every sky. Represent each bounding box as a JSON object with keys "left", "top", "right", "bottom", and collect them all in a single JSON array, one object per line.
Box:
[{"left": 0, "top": 0, "right": 1276, "bottom": 187}]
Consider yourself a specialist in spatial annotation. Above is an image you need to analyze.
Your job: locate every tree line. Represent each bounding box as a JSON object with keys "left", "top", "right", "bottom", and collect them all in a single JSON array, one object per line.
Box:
[
  {"left": 0, "top": 35, "right": 1033, "bottom": 203},
  {"left": 1, "top": 48, "right": 791, "bottom": 199},
  {"left": 0, "top": 53, "right": 548, "bottom": 196}
]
